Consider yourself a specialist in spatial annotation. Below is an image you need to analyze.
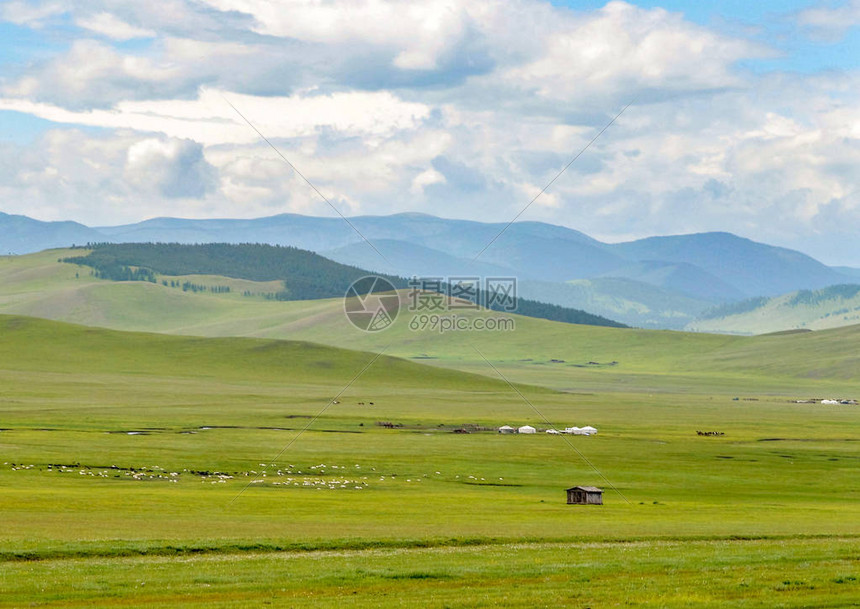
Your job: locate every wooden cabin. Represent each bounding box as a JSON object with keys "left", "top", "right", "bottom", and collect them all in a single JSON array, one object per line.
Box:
[{"left": 566, "top": 486, "right": 603, "bottom": 505}]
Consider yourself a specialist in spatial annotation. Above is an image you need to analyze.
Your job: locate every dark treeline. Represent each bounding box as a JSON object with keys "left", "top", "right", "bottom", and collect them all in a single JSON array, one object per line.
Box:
[
  {"left": 788, "top": 284, "right": 860, "bottom": 307},
  {"left": 699, "top": 296, "right": 770, "bottom": 320},
  {"left": 77, "top": 261, "right": 157, "bottom": 283},
  {"left": 700, "top": 283, "right": 860, "bottom": 320},
  {"left": 64, "top": 242, "right": 408, "bottom": 301},
  {"left": 450, "top": 285, "right": 625, "bottom": 328},
  {"left": 494, "top": 296, "right": 626, "bottom": 328},
  {"left": 63, "top": 243, "right": 627, "bottom": 328},
  {"left": 160, "top": 279, "right": 231, "bottom": 294}
]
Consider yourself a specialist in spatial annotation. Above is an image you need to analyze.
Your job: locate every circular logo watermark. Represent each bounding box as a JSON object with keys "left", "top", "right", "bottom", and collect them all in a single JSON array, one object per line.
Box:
[{"left": 343, "top": 276, "right": 400, "bottom": 332}]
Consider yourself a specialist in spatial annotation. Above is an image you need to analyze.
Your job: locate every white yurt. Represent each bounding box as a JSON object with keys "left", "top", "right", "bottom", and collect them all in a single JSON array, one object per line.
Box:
[
  {"left": 498, "top": 425, "right": 516, "bottom": 434},
  {"left": 580, "top": 426, "right": 598, "bottom": 435},
  {"left": 564, "top": 427, "right": 582, "bottom": 435},
  {"left": 518, "top": 425, "right": 537, "bottom": 434}
]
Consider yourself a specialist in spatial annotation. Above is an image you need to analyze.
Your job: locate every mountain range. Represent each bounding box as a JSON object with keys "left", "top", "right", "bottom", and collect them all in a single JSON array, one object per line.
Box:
[{"left": 2, "top": 210, "right": 857, "bottom": 332}]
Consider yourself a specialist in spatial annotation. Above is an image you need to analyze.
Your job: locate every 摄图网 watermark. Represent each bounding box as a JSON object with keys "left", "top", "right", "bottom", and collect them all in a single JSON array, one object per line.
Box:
[
  {"left": 343, "top": 275, "right": 518, "bottom": 333},
  {"left": 407, "top": 276, "right": 517, "bottom": 312}
]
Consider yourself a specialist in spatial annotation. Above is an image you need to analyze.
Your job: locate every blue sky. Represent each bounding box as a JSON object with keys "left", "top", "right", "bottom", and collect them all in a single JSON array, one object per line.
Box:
[
  {"left": 0, "top": 0, "right": 859, "bottom": 264},
  {"left": 552, "top": 0, "right": 860, "bottom": 72}
]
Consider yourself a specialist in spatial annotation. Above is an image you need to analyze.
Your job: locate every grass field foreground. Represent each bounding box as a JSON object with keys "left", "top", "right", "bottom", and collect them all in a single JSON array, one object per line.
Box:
[{"left": 1, "top": 309, "right": 858, "bottom": 606}]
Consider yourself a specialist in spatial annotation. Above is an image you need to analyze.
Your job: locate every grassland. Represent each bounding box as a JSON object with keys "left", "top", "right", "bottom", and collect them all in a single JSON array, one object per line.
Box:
[
  {"left": 2, "top": 252, "right": 859, "bottom": 606},
  {"left": 0, "top": 312, "right": 858, "bottom": 606},
  {"left": 2, "top": 539, "right": 857, "bottom": 608},
  {"left": 4, "top": 249, "right": 860, "bottom": 395}
]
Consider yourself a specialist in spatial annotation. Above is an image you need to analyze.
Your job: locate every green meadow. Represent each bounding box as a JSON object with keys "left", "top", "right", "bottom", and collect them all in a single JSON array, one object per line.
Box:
[
  {"left": 0, "top": 309, "right": 858, "bottom": 606},
  {"left": 4, "top": 249, "right": 860, "bottom": 392},
  {"left": 0, "top": 253, "right": 858, "bottom": 606},
  {"left": 2, "top": 539, "right": 857, "bottom": 608}
]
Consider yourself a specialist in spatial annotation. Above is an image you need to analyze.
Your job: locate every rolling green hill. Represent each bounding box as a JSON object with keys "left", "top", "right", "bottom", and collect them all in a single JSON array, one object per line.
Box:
[
  {"left": 63, "top": 242, "right": 407, "bottom": 301},
  {"left": 1, "top": 290, "right": 859, "bottom": 608},
  {"left": 689, "top": 284, "right": 860, "bottom": 334},
  {"left": 519, "top": 277, "right": 711, "bottom": 329},
  {"left": 60, "top": 243, "right": 624, "bottom": 328},
  {"left": 0, "top": 313, "right": 858, "bottom": 609},
  {"left": 0, "top": 314, "right": 509, "bottom": 392},
  {"left": 3, "top": 249, "right": 860, "bottom": 394},
  {"left": 8, "top": 211, "right": 857, "bottom": 331}
]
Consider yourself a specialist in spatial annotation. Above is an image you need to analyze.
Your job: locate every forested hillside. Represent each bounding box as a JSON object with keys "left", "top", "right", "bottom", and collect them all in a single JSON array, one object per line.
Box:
[
  {"left": 689, "top": 283, "right": 860, "bottom": 334},
  {"left": 64, "top": 243, "right": 406, "bottom": 301},
  {"left": 62, "top": 243, "right": 625, "bottom": 328}
]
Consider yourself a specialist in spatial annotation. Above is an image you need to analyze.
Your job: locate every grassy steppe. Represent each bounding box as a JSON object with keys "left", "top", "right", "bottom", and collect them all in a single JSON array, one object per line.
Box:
[
  {"left": 2, "top": 251, "right": 859, "bottom": 606},
  {"left": 2, "top": 539, "right": 857, "bottom": 608},
  {"left": 4, "top": 250, "right": 860, "bottom": 394},
  {"left": 0, "top": 314, "right": 858, "bottom": 606}
]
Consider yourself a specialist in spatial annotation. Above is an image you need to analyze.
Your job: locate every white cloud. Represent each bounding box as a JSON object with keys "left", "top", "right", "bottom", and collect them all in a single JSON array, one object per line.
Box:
[
  {"left": 498, "top": 1, "right": 765, "bottom": 103},
  {"left": 125, "top": 137, "right": 216, "bottom": 198},
  {"left": 3, "top": 39, "right": 185, "bottom": 108},
  {"left": 0, "top": 130, "right": 222, "bottom": 223},
  {"left": 0, "top": 0, "right": 64, "bottom": 26},
  {"left": 797, "top": 0, "right": 860, "bottom": 40},
  {"left": 0, "top": 0, "right": 859, "bottom": 263},
  {"left": 199, "top": 0, "right": 477, "bottom": 70},
  {"left": 5, "top": 0, "right": 766, "bottom": 109},
  {"left": 76, "top": 12, "right": 157, "bottom": 40},
  {"left": 411, "top": 168, "right": 446, "bottom": 194},
  {"left": 0, "top": 88, "right": 432, "bottom": 145}
]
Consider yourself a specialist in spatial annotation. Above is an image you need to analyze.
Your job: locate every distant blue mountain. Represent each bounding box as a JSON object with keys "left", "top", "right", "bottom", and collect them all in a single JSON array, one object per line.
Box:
[
  {"left": 2, "top": 210, "right": 854, "bottom": 329},
  {"left": 97, "top": 214, "right": 355, "bottom": 251},
  {"left": 609, "top": 232, "right": 844, "bottom": 297},
  {"left": 0, "top": 212, "right": 107, "bottom": 255},
  {"left": 598, "top": 260, "right": 746, "bottom": 303},
  {"left": 518, "top": 277, "right": 711, "bottom": 330},
  {"left": 322, "top": 238, "right": 516, "bottom": 279},
  {"left": 101, "top": 213, "right": 627, "bottom": 281},
  {"left": 832, "top": 266, "right": 860, "bottom": 279}
]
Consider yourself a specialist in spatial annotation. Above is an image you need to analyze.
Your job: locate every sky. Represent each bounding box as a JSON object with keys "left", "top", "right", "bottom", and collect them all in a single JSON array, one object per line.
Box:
[{"left": 0, "top": 1, "right": 859, "bottom": 264}]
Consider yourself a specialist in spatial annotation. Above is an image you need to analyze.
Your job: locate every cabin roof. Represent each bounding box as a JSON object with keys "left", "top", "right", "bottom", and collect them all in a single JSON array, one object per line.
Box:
[{"left": 566, "top": 486, "right": 603, "bottom": 493}]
